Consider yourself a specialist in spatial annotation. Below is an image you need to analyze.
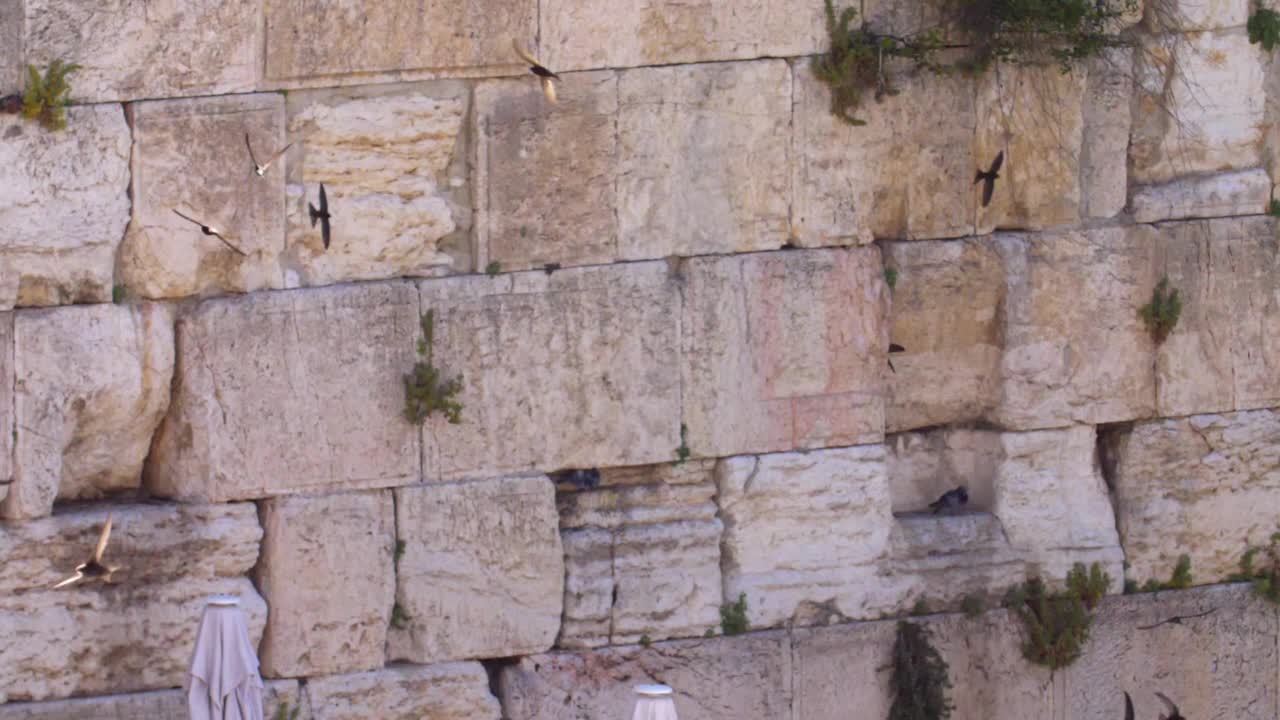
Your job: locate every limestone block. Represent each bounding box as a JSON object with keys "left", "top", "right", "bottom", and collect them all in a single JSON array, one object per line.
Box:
[
  {"left": 558, "top": 467, "right": 722, "bottom": 646},
  {"left": 0, "top": 105, "right": 130, "bottom": 310},
  {"left": 474, "top": 71, "right": 619, "bottom": 271},
  {"left": 1131, "top": 30, "right": 1265, "bottom": 184},
  {"left": 683, "top": 248, "right": 888, "bottom": 458},
  {"left": 256, "top": 490, "right": 395, "bottom": 677},
  {"left": 387, "top": 476, "right": 563, "bottom": 663},
  {"left": 616, "top": 61, "right": 791, "bottom": 260},
  {"left": 284, "top": 84, "right": 469, "bottom": 286},
  {"left": 791, "top": 57, "right": 977, "bottom": 245},
  {"left": 1064, "top": 585, "right": 1277, "bottom": 719},
  {"left": 993, "top": 228, "right": 1157, "bottom": 430},
  {"left": 886, "top": 429, "right": 1001, "bottom": 513},
  {"left": 498, "top": 632, "right": 793, "bottom": 720},
  {"left": 24, "top": 0, "right": 257, "bottom": 102},
  {"left": 541, "top": 0, "right": 825, "bottom": 71},
  {"left": 1144, "top": 0, "right": 1250, "bottom": 31},
  {"left": 0, "top": 312, "right": 11, "bottom": 504},
  {"left": 1131, "top": 167, "right": 1270, "bottom": 223},
  {"left": 144, "top": 282, "right": 420, "bottom": 502},
  {"left": 0, "top": 0, "right": 20, "bottom": 94},
  {"left": 3, "top": 303, "right": 173, "bottom": 521},
  {"left": 0, "top": 504, "right": 264, "bottom": 703},
  {"left": 717, "top": 446, "right": 900, "bottom": 628},
  {"left": 886, "top": 512, "right": 1029, "bottom": 609},
  {"left": 418, "top": 263, "right": 681, "bottom": 479},
  {"left": 994, "top": 426, "right": 1122, "bottom": 558},
  {"left": 1109, "top": 410, "right": 1280, "bottom": 584},
  {"left": 0, "top": 681, "right": 305, "bottom": 720},
  {"left": 303, "top": 663, "right": 499, "bottom": 720},
  {"left": 1153, "top": 217, "right": 1280, "bottom": 416},
  {"left": 120, "top": 94, "right": 286, "bottom": 299},
  {"left": 883, "top": 238, "right": 1003, "bottom": 432},
  {"left": 1082, "top": 49, "right": 1135, "bottom": 219},
  {"left": 264, "top": 0, "right": 534, "bottom": 83},
  {"left": 791, "top": 620, "right": 894, "bottom": 720}
]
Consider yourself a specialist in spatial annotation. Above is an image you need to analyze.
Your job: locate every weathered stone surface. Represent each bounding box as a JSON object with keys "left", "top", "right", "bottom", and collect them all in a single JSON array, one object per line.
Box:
[
  {"left": 1153, "top": 217, "right": 1280, "bottom": 416},
  {"left": 886, "top": 512, "right": 1029, "bottom": 609},
  {"left": 1144, "top": 0, "right": 1250, "bottom": 31},
  {"left": 1131, "top": 30, "right": 1265, "bottom": 184},
  {"left": 24, "top": 0, "right": 257, "bottom": 102},
  {"left": 0, "top": 680, "right": 305, "bottom": 720},
  {"left": 256, "top": 490, "right": 395, "bottom": 677},
  {"left": 791, "top": 57, "right": 977, "bottom": 245},
  {"left": 499, "top": 632, "right": 793, "bottom": 720},
  {"left": 265, "top": 0, "right": 534, "bottom": 83},
  {"left": 559, "top": 462, "right": 722, "bottom": 647},
  {"left": 284, "top": 84, "right": 468, "bottom": 286},
  {"left": 303, "top": 663, "right": 499, "bottom": 720},
  {"left": 887, "top": 429, "right": 1000, "bottom": 513},
  {"left": 683, "top": 248, "right": 888, "bottom": 458},
  {"left": 1064, "top": 585, "right": 1277, "bottom": 719},
  {"left": 883, "top": 238, "right": 1003, "bottom": 432},
  {"left": 418, "top": 263, "right": 681, "bottom": 479},
  {"left": 3, "top": 304, "right": 174, "bottom": 521},
  {"left": 388, "top": 476, "right": 564, "bottom": 663},
  {"left": 0, "top": 504, "right": 265, "bottom": 703},
  {"left": 0, "top": 0, "right": 20, "bottom": 95},
  {"left": 718, "top": 446, "right": 900, "bottom": 628},
  {"left": 0, "top": 312, "right": 11, "bottom": 504},
  {"left": 1082, "top": 49, "right": 1135, "bottom": 219},
  {"left": 474, "top": 71, "right": 618, "bottom": 271},
  {"left": 541, "top": 0, "right": 824, "bottom": 71},
  {"left": 1109, "top": 410, "right": 1280, "bottom": 585},
  {"left": 0, "top": 105, "right": 130, "bottom": 311},
  {"left": 993, "top": 228, "right": 1157, "bottom": 430},
  {"left": 616, "top": 61, "right": 791, "bottom": 260},
  {"left": 145, "top": 282, "right": 419, "bottom": 502},
  {"left": 120, "top": 94, "right": 286, "bottom": 299},
  {"left": 1131, "top": 167, "right": 1270, "bottom": 223}
]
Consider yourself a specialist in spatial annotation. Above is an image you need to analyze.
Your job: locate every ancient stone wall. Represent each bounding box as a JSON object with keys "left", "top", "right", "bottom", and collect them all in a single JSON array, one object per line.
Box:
[{"left": 2, "top": 0, "right": 1279, "bottom": 717}]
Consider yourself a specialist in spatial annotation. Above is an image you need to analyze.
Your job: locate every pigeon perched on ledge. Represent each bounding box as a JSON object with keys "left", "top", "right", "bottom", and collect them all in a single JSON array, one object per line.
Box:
[
  {"left": 929, "top": 486, "right": 968, "bottom": 514},
  {"left": 552, "top": 468, "right": 601, "bottom": 490}
]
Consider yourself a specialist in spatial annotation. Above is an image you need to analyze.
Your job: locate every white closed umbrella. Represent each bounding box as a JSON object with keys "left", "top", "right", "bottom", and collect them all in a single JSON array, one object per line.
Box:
[
  {"left": 186, "top": 595, "right": 265, "bottom": 720},
  {"left": 631, "top": 684, "right": 679, "bottom": 720}
]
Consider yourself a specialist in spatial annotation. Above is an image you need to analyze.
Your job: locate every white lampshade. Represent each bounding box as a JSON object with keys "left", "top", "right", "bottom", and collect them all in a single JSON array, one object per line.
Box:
[{"left": 631, "top": 684, "right": 678, "bottom": 720}]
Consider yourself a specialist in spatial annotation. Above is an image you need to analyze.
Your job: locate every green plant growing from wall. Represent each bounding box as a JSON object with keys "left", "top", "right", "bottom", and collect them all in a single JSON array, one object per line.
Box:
[
  {"left": 884, "top": 267, "right": 899, "bottom": 291},
  {"left": 720, "top": 593, "right": 750, "bottom": 636},
  {"left": 889, "top": 621, "right": 954, "bottom": 720},
  {"left": 910, "top": 597, "right": 931, "bottom": 616},
  {"left": 1270, "top": 199, "right": 1280, "bottom": 217},
  {"left": 962, "top": 0, "right": 1139, "bottom": 72},
  {"left": 485, "top": 261, "right": 502, "bottom": 277},
  {"left": 390, "top": 602, "right": 410, "bottom": 629},
  {"left": 961, "top": 594, "right": 986, "bottom": 618},
  {"left": 1004, "top": 562, "right": 1108, "bottom": 670},
  {"left": 1139, "top": 276, "right": 1182, "bottom": 344},
  {"left": 1249, "top": 8, "right": 1280, "bottom": 51},
  {"left": 402, "top": 310, "right": 464, "bottom": 425},
  {"left": 22, "top": 60, "right": 80, "bottom": 131},
  {"left": 112, "top": 285, "right": 127, "bottom": 304},
  {"left": 272, "top": 702, "right": 301, "bottom": 720},
  {"left": 394, "top": 539, "right": 406, "bottom": 564},
  {"left": 1229, "top": 532, "right": 1280, "bottom": 605},
  {"left": 1166, "top": 554, "right": 1192, "bottom": 589},
  {"left": 674, "top": 424, "right": 691, "bottom": 465}
]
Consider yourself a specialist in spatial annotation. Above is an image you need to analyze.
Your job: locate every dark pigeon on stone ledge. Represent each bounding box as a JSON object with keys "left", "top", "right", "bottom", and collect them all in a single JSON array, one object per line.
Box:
[{"left": 928, "top": 486, "right": 968, "bottom": 514}]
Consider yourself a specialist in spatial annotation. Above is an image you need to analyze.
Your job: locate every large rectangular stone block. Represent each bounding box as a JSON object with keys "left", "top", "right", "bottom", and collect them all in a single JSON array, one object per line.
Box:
[
  {"left": 1109, "top": 410, "right": 1280, "bottom": 585},
  {"left": 499, "top": 632, "right": 793, "bottom": 720},
  {"left": 418, "top": 263, "right": 681, "bottom": 479},
  {"left": 1063, "top": 585, "right": 1277, "bottom": 719},
  {"left": 256, "top": 490, "right": 395, "bottom": 678},
  {"left": 0, "top": 0, "right": 20, "bottom": 95},
  {"left": 121, "top": 94, "right": 287, "bottom": 300},
  {"left": 4, "top": 303, "right": 174, "bottom": 521},
  {"left": 1081, "top": 49, "right": 1134, "bottom": 219},
  {"left": 616, "top": 61, "right": 791, "bottom": 260},
  {"left": 717, "top": 446, "right": 899, "bottom": 628},
  {"left": 25, "top": 0, "right": 258, "bottom": 102},
  {"left": 0, "top": 105, "right": 130, "bottom": 311},
  {"left": 284, "top": 83, "right": 469, "bottom": 287},
  {"left": 0, "top": 504, "right": 265, "bottom": 703},
  {"left": 1130, "top": 167, "right": 1270, "bottom": 224},
  {"left": 303, "top": 663, "right": 499, "bottom": 720},
  {"left": 0, "top": 312, "right": 11, "bottom": 504},
  {"left": 388, "top": 476, "right": 564, "bottom": 663},
  {"left": 883, "top": 238, "right": 1003, "bottom": 432},
  {"left": 145, "top": 282, "right": 420, "bottom": 502},
  {"left": 0, "top": 680, "right": 304, "bottom": 720},
  {"left": 541, "top": 0, "right": 825, "bottom": 71},
  {"left": 683, "top": 248, "right": 888, "bottom": 458},
  {"left": 264, "top": 0, "right": 534, "bottom": 83}
]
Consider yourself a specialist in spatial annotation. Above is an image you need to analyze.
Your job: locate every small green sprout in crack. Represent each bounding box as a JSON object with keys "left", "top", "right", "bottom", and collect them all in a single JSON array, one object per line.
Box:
[
  {"left": 485, "top": 261, "right": 502, "bottom": 277},
  {"left": 390, "top": 602, "right": 410, "bottom": 630},
  {"left": 1139, "top": 276, "right": 1182, "bottom": 344},
  {"left": 674, "top": 424, "right": 691, "bottom": 465},
  {"left": 720, "top": 593, "right": 750, "bottom": 636},
  {"left": 402, "top": 310, "right": 464, "bottom": 425},
  {"left": 22, "top": 60, "right": 80, "bottom": 131}
]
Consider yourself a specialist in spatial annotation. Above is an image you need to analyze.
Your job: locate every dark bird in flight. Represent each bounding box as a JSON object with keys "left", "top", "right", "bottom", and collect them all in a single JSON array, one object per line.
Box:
[
  {"left": 552, "top": 468, "right": 601, "bottom": 490},
  {"left": 929, "top": 486, "right": 968, "bottom": 514},
  {"left": 544, "top": 262, "right": 561, "bottom": 275},
  {"left": 513, "top": 39, "right": 560, "bottom": 104},
  {"left": 974, "top": 150, "right": 1004, "bottom": 208},
  {"left": 887, "top": 343, "right": 905, "bottom": 373},
  {"left": 54, "top": 514, "right": 121, "bottom": 589},
  {"left": 1123, "top": 691, "right": 1134, "bottom": 720},
  {"left": 244, "top": 132, "right": 292, "bottom": 177},
  {"left": 1137, "top": 607, "right": 1216, "bottom": 630},
  {"left": 172, "top": 208, "right": 247, "bottom": 256},
  {"left": 308, "top": 183, "right": 332, "bottom": 250},
  {"left": 1155, "top": 692, "right": 1185, "bottom": 720}
]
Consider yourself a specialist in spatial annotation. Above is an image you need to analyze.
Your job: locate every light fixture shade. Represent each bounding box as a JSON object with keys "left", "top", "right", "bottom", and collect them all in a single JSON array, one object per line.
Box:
[{"left": 631, "top": 684, "right": 679, "bottom": 720}]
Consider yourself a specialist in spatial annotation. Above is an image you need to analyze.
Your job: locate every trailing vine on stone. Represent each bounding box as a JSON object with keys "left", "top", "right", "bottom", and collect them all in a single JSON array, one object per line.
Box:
[
  {"left": 1004, "top": 562, "right": 1108, "bottom": 670},
  {"left": 889, "top": 621, "right": 954, "bottom": 720},
  {"left": 402, "top": 310, "right": 464, "bottom": 425}
]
